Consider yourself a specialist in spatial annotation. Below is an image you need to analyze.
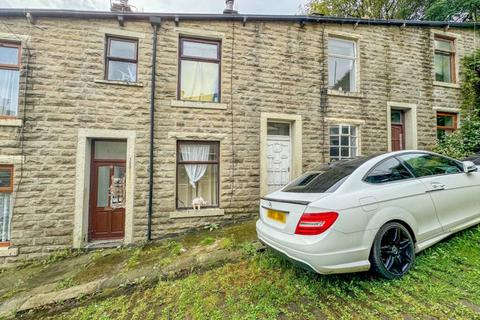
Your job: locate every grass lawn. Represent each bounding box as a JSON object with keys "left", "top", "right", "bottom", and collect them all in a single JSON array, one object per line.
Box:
[{"left": 29, "top": 224, "right": 480, "bottom": 320}]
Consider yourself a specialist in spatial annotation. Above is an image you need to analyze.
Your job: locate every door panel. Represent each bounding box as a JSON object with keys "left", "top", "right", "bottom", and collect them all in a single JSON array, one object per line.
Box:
[
  {"left": 267, "top": 137, "right": 291, "bottom": 193},
  {"left": 391, "top": 125, "right": 404, "bottom": 151},
  {"left": 89, "top": 162, "right": 126, "bottom": 240},
  {"left": 421, "top": 174, "right": 480, "bottom": 230}
]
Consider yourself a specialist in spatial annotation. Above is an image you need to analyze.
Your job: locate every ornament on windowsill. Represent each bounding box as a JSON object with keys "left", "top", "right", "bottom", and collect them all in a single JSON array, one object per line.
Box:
[{"left": 192, "top": 197, "right": 207, "bottom": 211}]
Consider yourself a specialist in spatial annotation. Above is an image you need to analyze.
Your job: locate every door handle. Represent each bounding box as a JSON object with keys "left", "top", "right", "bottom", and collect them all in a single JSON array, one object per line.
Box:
[{"left": 428, "top": 182, "right": 445, "bottom": 192}]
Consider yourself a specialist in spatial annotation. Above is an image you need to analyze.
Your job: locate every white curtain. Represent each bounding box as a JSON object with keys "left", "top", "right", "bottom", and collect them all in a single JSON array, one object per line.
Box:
[
  {"left": 0, "top": 193, "right": 11, "bottom": 242},
  {"left": 0, "top": 69, "right": 19, "bottom": 116},
  {"left": 180, "top": 144, "right": 210, "bottom": 188}
]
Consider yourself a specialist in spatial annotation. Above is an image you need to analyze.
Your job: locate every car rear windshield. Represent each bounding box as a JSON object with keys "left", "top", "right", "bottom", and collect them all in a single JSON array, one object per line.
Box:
[{"left": 282, "top": 156, "right": 374, "bottom": 193}]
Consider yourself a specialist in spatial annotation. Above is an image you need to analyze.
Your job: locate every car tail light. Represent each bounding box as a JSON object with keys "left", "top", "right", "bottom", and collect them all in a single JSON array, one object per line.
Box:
[{"left": 295, "top": 212, "right": 339, "bottom": 235}]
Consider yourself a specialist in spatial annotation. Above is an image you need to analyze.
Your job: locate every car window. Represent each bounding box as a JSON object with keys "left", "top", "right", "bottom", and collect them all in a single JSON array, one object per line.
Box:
[
  {"left": 398, "top": 153, "right": 462, "bottom": 177},
  {"left": 364, "top": 158, "right": 413, "bottom": 184},
  {"left": 282, "top": 156, "right": 374, "bottom": 193}
]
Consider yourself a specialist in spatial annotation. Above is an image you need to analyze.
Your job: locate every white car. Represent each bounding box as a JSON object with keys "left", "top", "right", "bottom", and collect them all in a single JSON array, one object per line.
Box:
[{"left": 256, "top": 150, "right": 480, "bottom": 279}]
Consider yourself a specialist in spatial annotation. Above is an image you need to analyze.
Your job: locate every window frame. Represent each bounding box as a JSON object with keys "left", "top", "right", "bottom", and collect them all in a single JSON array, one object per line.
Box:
[
  {"left": 0, "top": 41, "right": 21, "bottom": 119},
  {"left": 397, "top": 152, "right": 464, "bottom": 179},
  {"left": 176, "top": 140, "right": 220, "bottom": 210},
  {"left": 434, "top": 35, "right": 456, "bottom": 83},
  {"left": 329, "top": 124, "right": 358, "bottom": 161},
  {"left": 436, "top": 112, "right": 457, "bottom": 138},
  {"left": 362, "top": 156, "right": 415, "bottom": 185},
  {"left": 177, "top": 36, "right": 222, "bottom": 102},
  {"left": 104, "top": 36, "right": 139, "bottom": 82},
  {"left": 0, "top": 164, "right": 13, "bottom": 246},
  {"left": 327, "top": 37, "right": 358, "bottom": 92},
  {"left": 0, "top": 165, "right": 13, "bottom": 193}
]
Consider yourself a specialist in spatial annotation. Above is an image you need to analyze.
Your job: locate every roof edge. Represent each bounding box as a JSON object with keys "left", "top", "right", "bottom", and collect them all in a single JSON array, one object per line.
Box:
[{"left": 0, "top": 8, "right": 477, "bottom": 28}]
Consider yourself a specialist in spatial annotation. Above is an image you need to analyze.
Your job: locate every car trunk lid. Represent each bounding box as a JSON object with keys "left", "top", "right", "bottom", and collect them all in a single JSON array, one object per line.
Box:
[{"left": 259, "top": 192, "right": 330, "bottom": 234}]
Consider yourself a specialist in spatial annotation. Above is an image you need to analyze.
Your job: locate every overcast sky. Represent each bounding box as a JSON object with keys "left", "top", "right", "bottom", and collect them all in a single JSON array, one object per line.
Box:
[{"left": 1, "top": 0, "right": 308, "bottom": 14}]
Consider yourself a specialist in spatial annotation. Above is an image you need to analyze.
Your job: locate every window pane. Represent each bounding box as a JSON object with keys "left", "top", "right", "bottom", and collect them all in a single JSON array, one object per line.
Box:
[
  {"left": 97, "top": 166, "right": 110, "bottom": 207},
  {"left": 0, "top": 46, "right": 19, "bottom": 65},
  {"left": 0, "top": 168, "right": 12, "bottom": 189},
  {"left": 330, "top": 147, "right": 339, "bottom": 157},
  {"left": 365, "top": 158, "right": 413, "bottom": 184},
  {"left": 177, "top": 164, "right": 218, "bottom": 209},
  {"left": 330, "top": 126, "right": 339, "bottom": 135},
  {"left": 283, "top": 156, "right": 374, "bottom": 193},
  {"left": 109, "top": 39, "right": 136, "bottom": 59},
  {"left": 94, "top": 140, "right": 127, "bottom": 160},
  {"left": 435, "top": 53, "right": 452, "bottom": 83},
  {"left": 0, "top": 193, "right": 11, "bottom": 242},
  {"left": 399, "top": 153, "right": 462, "bottom": 177},
  {"left": 341, "top": 136, "right": 349, "bottom": 146},
  {"left": 391, "top": 111, "right": 402, "bottom": 124},
  {"left": 435, "top": 39, "right": 453, "bottom": 52},
  {"left": 437, "top": 113, "right": 455, "bottom": 128},
  {"left": 330, "top": 135, "right": 339, "bottom": 146},
  {"left": 182, "top": 40, "right": 218, "bottom": 59},
  {"left": 329, "top": 39, "right": 355, "bottom": 57},
  {"left": 108, "top": 61, "right": 137, "bottom": 82},
  {"left": 341, "top": 126, "right": 349, "bottom": 135},
  {"left": 180, "top": 60, "right": 219, "bottom": 102},
  {"left": 179, "top": 143, "right": 218, "bottom": 162},
  {"left": 0, "top": 69, "right": 19, "bottom": 116},
  {"left": 341, "top": 147, "right": 350, "bottom": 157},
  {"left": 267, "top": 122, "right": 290, "bottom": 136},
  {"left": 328, "top": 57, "right": 355, "bottom": 91}
]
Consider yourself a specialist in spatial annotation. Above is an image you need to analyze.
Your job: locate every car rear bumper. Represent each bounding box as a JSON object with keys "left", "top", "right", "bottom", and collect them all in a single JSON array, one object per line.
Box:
[{"left": 256, "top": 219, "right": 374, "bottom": 274}]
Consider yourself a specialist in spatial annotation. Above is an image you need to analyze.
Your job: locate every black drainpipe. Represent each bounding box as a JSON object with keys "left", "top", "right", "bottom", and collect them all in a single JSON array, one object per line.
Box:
[{"left": 147, "top": 17, "right": 161, "bottom": 241}]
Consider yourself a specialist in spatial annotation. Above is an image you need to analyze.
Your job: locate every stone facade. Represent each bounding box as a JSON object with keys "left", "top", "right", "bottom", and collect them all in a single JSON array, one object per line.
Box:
[{"left": 0, "top": 11, "right": 478, "bottom": 262}]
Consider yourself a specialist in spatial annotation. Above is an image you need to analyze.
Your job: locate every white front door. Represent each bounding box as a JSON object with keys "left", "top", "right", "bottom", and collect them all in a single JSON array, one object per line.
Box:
[{"left": 267, "top": 122, "right": 291, "bottom": 193}]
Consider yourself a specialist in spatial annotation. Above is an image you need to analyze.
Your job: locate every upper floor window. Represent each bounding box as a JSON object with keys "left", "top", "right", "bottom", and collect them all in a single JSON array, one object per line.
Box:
[
  {"left": 434, "top": 36, "right": 455, "bottom": 83},
  {"left": 0, "top": 42, "right": 21, "bottom": 117},
  {"left": 328, "top": 38, "right": 357, "bottom": 92},
  {"left": 179, "top": 37, "right": 221, "bottom": 103},
  {"left": 329, "top": 124, "right": 357, "bottom": 161},
  {"left": 105, "top": 36, "right": 138, "bottom": 82},
  {"left": 436, "top": 112, "right": 457, "bottom": 141},
  {"left": 0, "top": 165, "right": 13, "bottom": 244}
]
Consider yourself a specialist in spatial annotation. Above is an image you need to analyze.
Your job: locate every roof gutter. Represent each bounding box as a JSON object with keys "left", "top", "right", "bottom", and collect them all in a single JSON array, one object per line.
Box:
[
  {"left": 0, "top": 9, "right": 477, "bottom": 28},
  {"left": 147, "top": 16, "right": 160, "bottom": 241}
]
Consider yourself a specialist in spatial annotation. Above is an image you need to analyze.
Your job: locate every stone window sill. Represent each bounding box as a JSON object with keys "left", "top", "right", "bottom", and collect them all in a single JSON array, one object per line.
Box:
[
  {"left": 0, "top": 246, "right": 18, "bottom": 257},
  {"left": 433, "top": 81, "right": 460, "bottom": 89},
  {"left": 0, "top": 118, "right": 22, "bottom": 127},
  {"left": 327, "top": 89, "right": 364, "bottom": 98},
  {"left": 94, "top": 79, "right": 144, "bottom": 87},
  {"left": 170, "top": 208, "right": 225, "bottom": 219},
  {"left": 170, "top": 100, "right": 228, "bottom": 110}
]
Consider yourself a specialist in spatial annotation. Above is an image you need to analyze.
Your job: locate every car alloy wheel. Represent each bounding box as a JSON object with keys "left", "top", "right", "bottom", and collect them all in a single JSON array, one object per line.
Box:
[{"left": 370, "top": 222, "right": 415, "bottom": 279}]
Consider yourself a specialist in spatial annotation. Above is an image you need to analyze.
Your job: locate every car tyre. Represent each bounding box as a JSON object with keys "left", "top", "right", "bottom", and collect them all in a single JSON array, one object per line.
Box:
[{"left": 370, "top": 222, "right": 415, "bottom": 279}]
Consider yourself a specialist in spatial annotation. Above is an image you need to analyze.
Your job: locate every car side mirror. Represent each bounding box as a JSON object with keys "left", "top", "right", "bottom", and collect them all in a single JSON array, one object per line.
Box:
[{"left": 462, "top": 161, "right": 478, "bottom": 173}]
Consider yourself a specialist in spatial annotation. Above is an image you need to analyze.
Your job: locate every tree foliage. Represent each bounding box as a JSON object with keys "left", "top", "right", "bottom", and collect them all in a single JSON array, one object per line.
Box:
[
  {"left": 434, "top": 50, "right": 480, "bottom": 158},
  {"left": 306, "top": 0, "right": 479, "bottom": 22}
]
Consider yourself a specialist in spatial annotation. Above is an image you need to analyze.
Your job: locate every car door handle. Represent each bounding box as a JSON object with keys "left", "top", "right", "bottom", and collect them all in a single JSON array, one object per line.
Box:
[{"left": 428, "top": 182, "right": 446, "bottom": 192}]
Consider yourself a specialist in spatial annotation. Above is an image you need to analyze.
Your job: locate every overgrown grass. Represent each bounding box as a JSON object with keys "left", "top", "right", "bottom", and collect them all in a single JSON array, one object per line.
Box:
[{"left": 36, "top": 224, "right": 480, "bottom": 320}]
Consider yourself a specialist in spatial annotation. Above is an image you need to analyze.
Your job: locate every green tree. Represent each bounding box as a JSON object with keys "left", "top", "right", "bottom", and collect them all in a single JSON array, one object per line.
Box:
[
  {"left": 424, "top": 0, "right": 480, "bottom": 22},
  {"left": 306, "top": 0, "right": 479, "bottom": 21},
  {"left": 306, "top": 0, "right": 427, "bottom": 19}
]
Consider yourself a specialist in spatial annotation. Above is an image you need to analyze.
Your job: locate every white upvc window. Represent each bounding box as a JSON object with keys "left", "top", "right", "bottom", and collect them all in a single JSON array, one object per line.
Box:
[
  {"left": 0, "top": 42, "right": 21, "bottom": 117},
  {"left": 328, "top": 38, "right": 357, "bottom": 92},
  {"left": 0, "top": 165, "right": 13, "bottom": 244},
  {"left": 329, "top": 125, "right": 358, "bottom": 161}
]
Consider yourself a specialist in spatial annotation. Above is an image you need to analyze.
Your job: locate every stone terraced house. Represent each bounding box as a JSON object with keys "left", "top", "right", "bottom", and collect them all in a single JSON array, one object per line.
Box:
[{"left": 0, "top": 4, "right": 478, "bottom": 263}]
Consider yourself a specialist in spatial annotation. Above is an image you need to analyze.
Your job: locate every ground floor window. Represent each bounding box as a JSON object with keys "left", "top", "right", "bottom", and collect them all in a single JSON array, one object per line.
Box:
[
  {"left": 436, "top": 112, "right": 457, "bottom": 141},
  {"left": 329, "top": 125, "right": 357, "bottom": 161},
  {"left": 177, "top": 141, "right": 219, "bottom": 209},
  {"left": 0, "top": 165, "right": 13, "bottom": 244}
]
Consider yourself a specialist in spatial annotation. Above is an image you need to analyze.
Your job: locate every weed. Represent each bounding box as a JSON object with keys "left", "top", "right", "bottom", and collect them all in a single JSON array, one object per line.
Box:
[
  {"left": 204, "top": 223, "right": 220, "bottom": 231},
  {"left": 200, "top": 237, "right": 216, "bottom": 246}
]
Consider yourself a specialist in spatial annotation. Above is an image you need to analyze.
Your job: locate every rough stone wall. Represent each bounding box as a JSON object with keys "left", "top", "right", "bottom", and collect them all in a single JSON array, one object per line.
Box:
[{"left": 0, "top": 16, "right": 477, "bottom": 262}]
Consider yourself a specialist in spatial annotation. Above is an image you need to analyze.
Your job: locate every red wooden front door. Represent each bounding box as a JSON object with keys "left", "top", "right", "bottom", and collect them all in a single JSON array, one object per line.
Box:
[
  {"left": 391, "top": 110, "right": 405, "bottom": 151},
  {"left": 89, "top": 161, "right": 126, "bottom": 240}
]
